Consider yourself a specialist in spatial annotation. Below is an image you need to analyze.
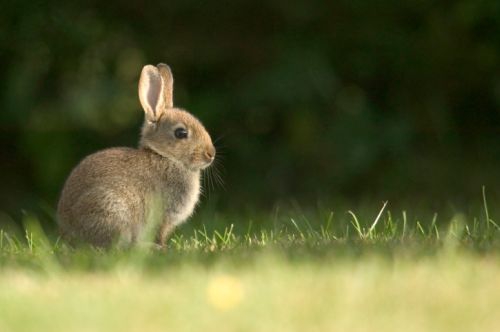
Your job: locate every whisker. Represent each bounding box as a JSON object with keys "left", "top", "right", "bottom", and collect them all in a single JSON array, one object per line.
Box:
[
  {"left": 200, "top": 173, "right": 207, "bottom": 198},
  {"left": 211, "top": 159, "right": 225, "bottom": 190},
  {"left": 214, "top": 143, "right": 227, "bottom": 150},
  {"left": 208, "top": 167, "right": 215, "bottom": 194},
  {"left": 200, "top": 147, "right": 225, "bottom": 196},
  {"left": 214, "top": 174, "right": 225, "bottom": 190},
  {"left": 214, "top": 152, "right": 226, "bottom": 158},
  {"left": 213, "top": 133, "right": 228, "bottom": 145},
  {"left": 205, "top": 169, "right": 211, "bottom": 196},
  {"left": 213, "top": 159, "right": 226, "bottom": 172}
]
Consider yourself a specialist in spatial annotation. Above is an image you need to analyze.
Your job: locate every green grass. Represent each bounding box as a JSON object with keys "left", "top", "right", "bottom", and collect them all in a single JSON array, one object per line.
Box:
[{"left": 0, "top": 198, "right": 499, "bottom": 332}]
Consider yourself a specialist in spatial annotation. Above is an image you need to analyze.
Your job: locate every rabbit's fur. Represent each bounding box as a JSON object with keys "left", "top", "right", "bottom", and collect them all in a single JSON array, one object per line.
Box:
[{"left": 57, "top": 63, "right": 215, "bottom": 248}]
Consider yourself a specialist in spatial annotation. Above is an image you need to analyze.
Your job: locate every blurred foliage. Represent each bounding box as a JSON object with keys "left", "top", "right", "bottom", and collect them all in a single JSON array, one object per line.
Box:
[{"left": 1, "top": 0, "right": 500, "bottom": 218}]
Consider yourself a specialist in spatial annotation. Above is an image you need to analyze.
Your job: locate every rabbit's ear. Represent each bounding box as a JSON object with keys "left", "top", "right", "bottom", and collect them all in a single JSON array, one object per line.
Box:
[
  {"left": 157, "top": 63, "right": 174, "bottom": 108},
  {"left": 138, "top": 65, "right": 165, "bottom": 122}
]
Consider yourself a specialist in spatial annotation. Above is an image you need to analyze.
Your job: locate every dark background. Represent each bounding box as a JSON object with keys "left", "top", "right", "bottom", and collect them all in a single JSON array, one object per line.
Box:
[{"left": 1, "top": 0, "right": 499, "bottom": 224}]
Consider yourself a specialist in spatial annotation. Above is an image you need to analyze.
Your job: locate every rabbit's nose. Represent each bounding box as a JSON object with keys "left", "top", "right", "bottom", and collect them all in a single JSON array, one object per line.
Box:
[{"left": 205, "top": 147, "right": 216, "bottom": 161}]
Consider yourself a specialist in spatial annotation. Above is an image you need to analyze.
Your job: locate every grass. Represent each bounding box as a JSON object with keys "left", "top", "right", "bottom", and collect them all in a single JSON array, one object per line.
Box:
[{"left": 0, "top": 196, "right": 499, "bottom": 332}]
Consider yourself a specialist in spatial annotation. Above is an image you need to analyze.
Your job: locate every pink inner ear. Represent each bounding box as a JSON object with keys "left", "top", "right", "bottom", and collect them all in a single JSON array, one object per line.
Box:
[{"left": 147, "top": 71, "right": 162, "bottom": 115}]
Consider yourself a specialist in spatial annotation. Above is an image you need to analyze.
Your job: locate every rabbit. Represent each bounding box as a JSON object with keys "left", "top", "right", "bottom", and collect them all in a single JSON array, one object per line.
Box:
[{"left": 57, "top": 63, "right": 216, "bottom": 248}]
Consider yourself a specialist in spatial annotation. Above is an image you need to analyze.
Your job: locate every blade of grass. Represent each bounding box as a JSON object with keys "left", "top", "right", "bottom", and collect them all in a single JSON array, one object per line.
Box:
[
  {"left": 368, "top": 201, "right": 388, "bottom": 238},
  {"left": 482, "top": 186, "right": 490, "bottom": 230},
  {"left": 290, "top": 218, "right": 305, "bottom": 241},
  {"left": 347, "top": 211, "right": 364, "bottom": 239}
]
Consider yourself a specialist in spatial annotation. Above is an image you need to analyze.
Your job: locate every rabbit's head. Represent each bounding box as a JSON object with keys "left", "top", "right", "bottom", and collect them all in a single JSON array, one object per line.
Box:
[{"left": 138, "top": 64, "right": 215, "bottom": 171}]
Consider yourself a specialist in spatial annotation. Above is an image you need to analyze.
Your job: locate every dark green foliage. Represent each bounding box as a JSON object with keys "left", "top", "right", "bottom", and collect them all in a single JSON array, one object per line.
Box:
[{"left": 1, "top": 0, "right": 499, "bottom": 216}]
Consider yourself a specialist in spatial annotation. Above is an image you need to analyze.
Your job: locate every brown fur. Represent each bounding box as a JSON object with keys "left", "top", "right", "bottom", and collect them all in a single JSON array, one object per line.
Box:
[{"left": 57, "top": 63, "right": 215, "bottom": 248}]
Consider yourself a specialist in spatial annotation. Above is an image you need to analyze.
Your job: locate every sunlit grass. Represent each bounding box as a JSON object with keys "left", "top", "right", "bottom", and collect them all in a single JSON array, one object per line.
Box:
[
  {"left": 0, "top": 250, "right": 498, "bottom": 332},
  {"left": 0, "top": 194, "right": 499, "bottom": 332}
]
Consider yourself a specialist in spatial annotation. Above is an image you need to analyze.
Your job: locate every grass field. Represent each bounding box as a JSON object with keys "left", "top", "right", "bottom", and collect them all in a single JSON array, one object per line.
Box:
[{"left": 0, "top": 197, "right": 499, "bottom": 332}]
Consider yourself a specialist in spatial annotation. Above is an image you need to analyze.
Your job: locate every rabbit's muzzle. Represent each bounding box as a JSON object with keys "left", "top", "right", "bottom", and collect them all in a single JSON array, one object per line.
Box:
[{"left": 200, "top": 145, "right": 216, "bottom": 169}]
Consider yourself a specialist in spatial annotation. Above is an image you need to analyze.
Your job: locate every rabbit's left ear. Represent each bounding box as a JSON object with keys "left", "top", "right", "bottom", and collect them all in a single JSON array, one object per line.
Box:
[
  {"left": 157, "top": 63, "right": 174, "bottom": 108},
  {"left": 138, "top": 65, "right": 165, "bottom": 122}
]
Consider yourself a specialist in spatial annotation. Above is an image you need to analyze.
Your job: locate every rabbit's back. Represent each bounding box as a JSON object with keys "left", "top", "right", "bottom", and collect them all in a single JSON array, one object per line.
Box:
[{"left": 57, "top": 148, "right": 158, "bottom": 246}]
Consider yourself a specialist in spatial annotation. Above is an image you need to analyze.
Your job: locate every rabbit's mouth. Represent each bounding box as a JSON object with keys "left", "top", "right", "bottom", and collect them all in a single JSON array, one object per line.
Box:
[
  {"left": 187, "top": 155, "right": 213, "bottom": 171},
  {"left": 196, "top": 147, "right": 215, "bottom": 170},
  {"left": 199, "top": 158, "right": 214, "bottom": 170}
]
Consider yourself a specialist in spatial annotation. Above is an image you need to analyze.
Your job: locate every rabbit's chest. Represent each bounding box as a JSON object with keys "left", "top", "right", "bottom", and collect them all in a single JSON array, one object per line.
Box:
[{"left": 160, "top": 172, "right": 200, "bottom": 225}]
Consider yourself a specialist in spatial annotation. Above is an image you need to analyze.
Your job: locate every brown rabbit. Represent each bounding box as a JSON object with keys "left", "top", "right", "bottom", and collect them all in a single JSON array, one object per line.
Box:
[{"left": 57, "top": 63, "right": 215, "bottom": 248}]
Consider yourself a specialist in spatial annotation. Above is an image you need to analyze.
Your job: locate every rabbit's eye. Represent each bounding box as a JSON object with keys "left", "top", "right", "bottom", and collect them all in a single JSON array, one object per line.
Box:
[{"left": 174, "top": 128, "right": 188, "bottom": 139}]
